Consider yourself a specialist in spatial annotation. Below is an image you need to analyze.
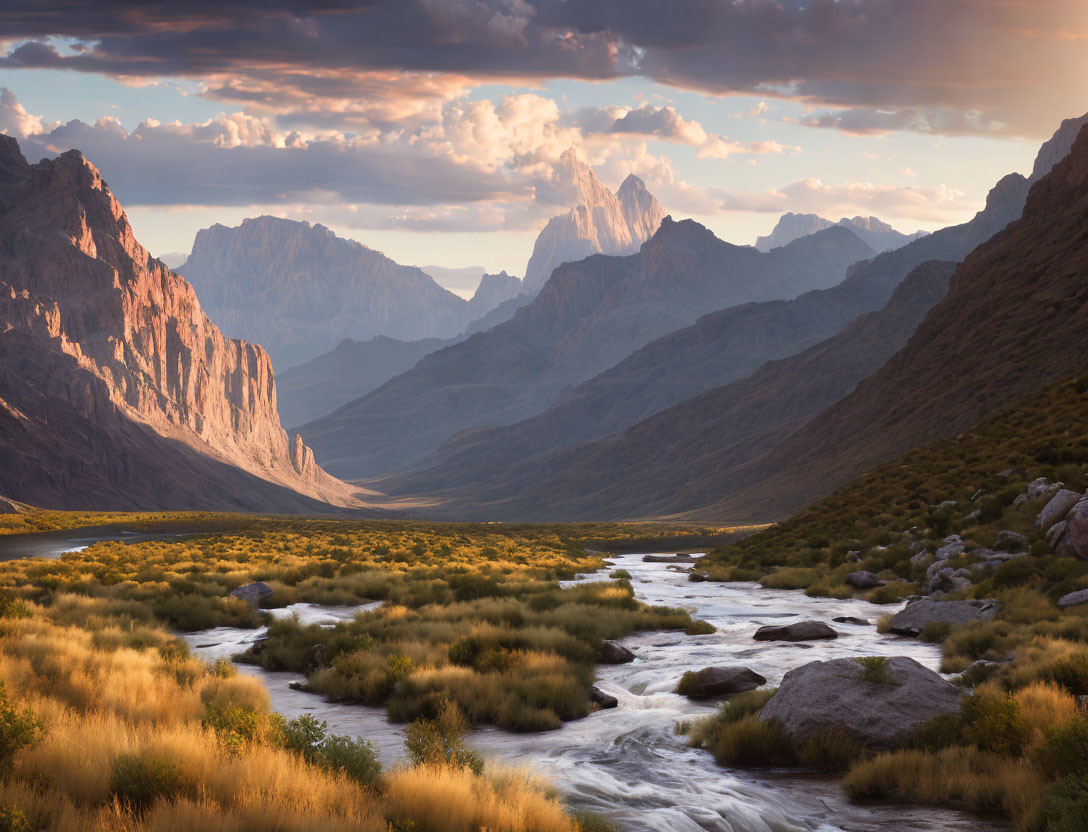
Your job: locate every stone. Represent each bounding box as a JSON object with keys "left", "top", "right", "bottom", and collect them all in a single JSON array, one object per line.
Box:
[
  {"left": 993, "top": 530, "right": 1029, "bottom": 550},
  {"left": 832, "top": 616, "right": 870, "bottom": 626},
  {"left": 910, "top": 549, "right": 933, "bottom": 567},
  {"left": 887, "top": 599, "right": 1002, "bottom": 637},
  {"left": 589, "top": 685, "right": 619, "bottom": 709},
  {"left": 997, "top": 468, "right": 1014, "bottom": 479},
  {"left": 1036, "top": 490, "right": 1084, "bottom": 532},
  {"left": 688, "top": 572, "right": 707, "bottom": 583},
  {"left": 753, "top": 621, "right": 839, "bottom": 642},
  {"left": 1058, "top": 589, "right": 1088, "bottom": 609},
  {"left": 677, "top": 666, "right": 767, "bottom": 698},
  {"left": 908, "top": 541, "right": 925, "bottom": 555},
  {"left": 1065, "top": 498, "right": 1088, "bottom": 560},
  {"left": 1048, "top": 520, "right": 1069, "bottom": 547},
  {"left": 936, "top": 500, "right": 958, "bottom": 511},
  {"left": 935, "top": 535, "right": 965, "bottom": 561},
  {"left": 598, "top": 640, "right": 635, "bottom": 664},
  {"left": 970, "top": 489, "right": 984, "bottom": 502},
  {"left": 847, "top": 571, "right": 884, "bottom": 589},
  {"left": 759, "top": 656, "right": 962, "bottom": 750},
  {"left": 642, "top": 554, "right": 700, "bottom": 563},
  {"left": 845, "top": 550, "right": 862, "bottom": 562},
  {"left": 229, "top": 582, "right": 274, "bottom": 606},
  {"left": 965, "top": 510, "right": 982, "bottom": 522}
]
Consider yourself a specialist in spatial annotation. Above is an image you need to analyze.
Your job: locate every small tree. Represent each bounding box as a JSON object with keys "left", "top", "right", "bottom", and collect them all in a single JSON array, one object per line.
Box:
[
  {"left": 404, "top": 700, "right": 482, "bottom": 773},
  {"left": 0, "top": 683, "right": 45, "bottom": 766}
]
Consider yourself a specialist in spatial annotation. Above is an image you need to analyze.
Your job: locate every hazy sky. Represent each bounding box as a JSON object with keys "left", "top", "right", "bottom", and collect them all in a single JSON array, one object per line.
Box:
[{"left": 1, "top": 1, "right": 1086, "bottom": 276}]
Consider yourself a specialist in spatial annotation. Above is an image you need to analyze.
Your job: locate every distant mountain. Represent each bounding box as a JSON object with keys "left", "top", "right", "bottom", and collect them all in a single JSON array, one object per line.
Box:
[
  {"left": 702, "top": 121, "right": 1088, "bottom": 521},
  {"left": 522, "top": 150, "right": 665, "bottom": 293},
  {"left": 755, "top": 213, "right": 926, "bottom": 253},
  {"left": 420, "top": 264, "right": 486, "bottom": 297},
  {"left": 277, "top": 335, "right": 458, "bottom": 428},
  {"left": 0, "top": 137, "right": 356, "bottom": 512},
  {"left": 385, "top": 113, "right": 1088, "bottom": 518},
  {"left": 179, "top": 217, "right": 475, "bottom": 368},
  {"left": 156, "top": 250, "right": 188, "bottom": 269},
  {"left": 300, "top": 218, "right": 874, "bottom": 479},
  {"left": 465, "top": 271, "right": 523, "bottom": 319}
]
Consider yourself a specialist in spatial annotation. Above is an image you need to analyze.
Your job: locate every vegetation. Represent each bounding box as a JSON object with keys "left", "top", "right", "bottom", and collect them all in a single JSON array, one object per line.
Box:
[{"left": 690, "top": 369, "right": 1088, "bottom": 830}]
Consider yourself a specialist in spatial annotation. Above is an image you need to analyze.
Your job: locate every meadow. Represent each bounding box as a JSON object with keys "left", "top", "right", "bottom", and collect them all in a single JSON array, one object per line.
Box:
[
  {"left": 0, "top": 516, "right": 726, "bottom": 831},
  {"left": 691, "top": 369, "right": 1088, "bottom": 831}
]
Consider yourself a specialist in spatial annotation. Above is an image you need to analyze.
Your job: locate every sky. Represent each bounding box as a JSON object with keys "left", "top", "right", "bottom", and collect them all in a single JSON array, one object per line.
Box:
[{"left": 0, "top": 1, "right": 1086, "bottom": 277}]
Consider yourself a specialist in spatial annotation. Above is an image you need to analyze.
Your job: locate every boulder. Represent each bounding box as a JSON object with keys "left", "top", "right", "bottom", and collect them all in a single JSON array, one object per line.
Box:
[
  {"left": 229, "top": 582, "right": 274, "bottom": 606},
  {"left": 936, "top": 500, "right": 958, "bottom": 512},
  {"left": 759, "top": 656, "right": 962, "bottom": 749},
  {"left": 754, "top": 621, "right": 838, "bottom": 642},
  {"left": 926, "top": 566, "right": 973, "bottom": 595},
  {"left": 847, "top": 571, "right": 884, "bottom": 589},
  {"left": 910, "top": 549, "right": 933, "bottom": 567},
  {"left": 677, "top": 666, "right": 767, "bottom": 698},
  {"left": 643, "top": 553, "right": 700, "bottom": 563},
  {"left": 887, "top": 598, "right": 1002, "bottom": 637},
  {"left": 589, "top": 685, "right": 619, "bottom": 709},
  {"left": 832, "top": 616, "right": 870, "bottom": 626},
  {"left": 1015, "top": 477, "right": 1062, "bottom": 508},
  {"left": 1058, "top": 589, "right": 1088, "bottom": 609},
  {"left": 1066, "top": 498, "right": 1088, "bottom": 560},
  {"left": 993, "top": 530, "right": 1029, "bottom": 551},
  {"left": 934, "top": 535, "right": 965, "bottom": 561},
  {"left": 688, "top": 572, "right": 707, "bottom": 583},
  {"left": 598, "top": 640, "right": 635, "bottom": 664},
  {"left": 1036, "top": 490, "right": 1084, "bottom": 532}
]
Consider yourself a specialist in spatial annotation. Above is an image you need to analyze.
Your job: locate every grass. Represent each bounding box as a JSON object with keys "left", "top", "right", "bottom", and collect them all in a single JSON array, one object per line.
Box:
[{"left": 855, "top": 656, "right": 899, "bottom": 686}]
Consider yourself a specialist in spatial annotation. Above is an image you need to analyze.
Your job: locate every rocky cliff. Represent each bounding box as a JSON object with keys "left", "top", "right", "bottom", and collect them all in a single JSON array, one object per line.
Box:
[
  {"left": 0, "top": 136, "right": 356, "bottom": 511},
  {"left": 181, "top": 216, "right": 473, "bottom": 368},
  {"left": 522, "top": 151, "right": 664, "bottom": 292}
]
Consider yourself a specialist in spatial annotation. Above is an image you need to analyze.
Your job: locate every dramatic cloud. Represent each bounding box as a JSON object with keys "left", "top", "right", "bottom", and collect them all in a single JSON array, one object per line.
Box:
[{"left": 0, "top": 1, "right": 1085, "bottom": 137}]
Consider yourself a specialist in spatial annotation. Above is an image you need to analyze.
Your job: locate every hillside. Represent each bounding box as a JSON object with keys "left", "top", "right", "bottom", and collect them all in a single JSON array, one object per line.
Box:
[{"left": 301, "top": 219, "right": 873, "bottom": 479}]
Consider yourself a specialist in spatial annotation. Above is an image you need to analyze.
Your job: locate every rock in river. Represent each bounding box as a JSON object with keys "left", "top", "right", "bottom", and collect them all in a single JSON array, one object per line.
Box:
[
  {"left": 589, "top": 685, "right": 619, "bottom": 709},
  {"left": 887, "top": 598, "right": 1002, "bottom": 637},
  {"left": 598, "top": 640, "right": 635, "bottom": 664},
  {"left": 676, "top": 666, "right": 767, "bottom": 699},
  {"left": 759, "top": 656, "right": 962, "bottom": 749},
  {"left": 229, "top": 581, "right": 274, "bottom": 606},
  {"left": 753, "top": 621, "right": 838, "bottom": 642}
]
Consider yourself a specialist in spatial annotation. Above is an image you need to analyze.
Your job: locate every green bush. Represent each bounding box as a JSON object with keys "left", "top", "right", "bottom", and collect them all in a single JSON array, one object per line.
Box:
[
  {"left": 708, "top": 716, "right": 796, "bottom": 767},
  {"left": 684, "top": 619, "right": 716, "bottom": 635},
  {"left": 1036, "top": 716, "right": 1088, "bottom": 779},
  {"left": 961, "top": 690, "right": 1028, "bottom": 756},
  {"left": 0, "top": 592, "right": 31, "bottom": 620},
  {"left": 920, "top": 620, "right": 952, "bottom": 643},
  {"left": 404, "top": 700, "right": 482, "bottom": 774},
  {"left": 279, "top": 713, "right": 381, "bottom": 788},
  {"left": 855, "top": 657, "right": 899, "bottom": 686},
  {"left": 1051, "top": 653, "right": 1088, "bottom": 696},
  {"left": 0, "top": 806, "right": 29, "bottom": 832},
  {"left": 110, "top": 752, "right": 191, "bottom": 809},
  {"left": 797, "top": 728, "right": 866, "bottom": 772},
  {"left": 910, "top": 714, "right": 964, "bottom": 752},
  {"left": 608, "top": 570, "right": 631, "bottom": 580},
  {"left": 0, "top": 683, "right": 45, "bottom": 765},
  {"left": 1039, "top": 775, "right": 1088, "bottom": 832},
  {"left": 572, "top": 812, "right": 621, "bottom": 832}
]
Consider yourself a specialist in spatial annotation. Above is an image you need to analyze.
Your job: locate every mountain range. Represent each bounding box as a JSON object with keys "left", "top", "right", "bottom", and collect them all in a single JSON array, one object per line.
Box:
[
  {"left": 755, "top": 213, "right": 927, "bottom": 252},
  {"left": 299, "top": 217, "right": 875, "bottom": 479},
  {"left": 0, "top": 136, "right": 357, "bottom": 512}
]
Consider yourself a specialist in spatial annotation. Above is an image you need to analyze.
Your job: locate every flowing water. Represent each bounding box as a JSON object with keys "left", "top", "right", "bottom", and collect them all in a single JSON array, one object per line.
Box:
[{"left": 183, "top": 554, "right": 1007, "bottom": 832}]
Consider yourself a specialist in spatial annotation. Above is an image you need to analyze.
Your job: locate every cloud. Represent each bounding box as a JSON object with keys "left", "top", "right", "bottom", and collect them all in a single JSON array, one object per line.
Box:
[
  {"left": 0, "top": 1, "right": 1084, "bottom": 137},
  {"left": 0, "top": 85, "right": 49, "bottom": 136}
]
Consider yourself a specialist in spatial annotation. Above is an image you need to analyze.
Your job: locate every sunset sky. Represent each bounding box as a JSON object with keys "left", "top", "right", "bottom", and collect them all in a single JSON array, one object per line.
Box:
[{"left": 1, "top": 0, "right": 1086, "bottom": 276}]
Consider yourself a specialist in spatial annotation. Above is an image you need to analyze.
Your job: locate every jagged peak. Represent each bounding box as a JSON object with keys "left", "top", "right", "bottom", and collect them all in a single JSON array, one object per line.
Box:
[{"left": 617, "top": 173, "right": 648, "bottom": 195}]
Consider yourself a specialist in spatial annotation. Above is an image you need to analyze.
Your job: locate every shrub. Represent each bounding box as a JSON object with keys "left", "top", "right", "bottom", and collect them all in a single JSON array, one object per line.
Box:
[
  {"left": 911, "top": 714, "right": 964, "bottom": 752},
  {"left": 109, "top": 752, "right": 190, "bottom": 810},
  {"left": 865, "top": 581, "right": 915, "bottom": 605},
  {"left": 1051, "top": 652, "right": 1088, "bottom": 695},
  {"left": 404, "top": 700, "right": 483, "bottom": 774},
  {"left": 684, "top": 619, "right": 716, "bottom": 635},
  {"left": 279, "top": 712, "right": 382, "bottom": 788},
  {"left": 855, "top": 656, "right": 898, "bottom": 686},
  {"left": 920, "top": 620, "right": 952, "bottom": 642},
  {"left": 708, "top": 717, "right": 795, "bottom": 767},
  {"left": 208, "top": 656, "right": 237, "bottom": 678},
  {"left": 607, "top": 570, "right": 631, "bottom": 580},
  {"left": 0, "top": 684, "right": 45, "bottom": 765},
  {"left": 0, "top": 806, "right": 29, "bottom": 832},
  {"left": 961, "top": 689, "right": 1029, "bottom": 756},
  {"left": 797, "top": 728, "right": 866, "bottom": 772},
  {"left": 0, "top": 593, "right": 31, "bottom": 620},
  {"left": 1036, "top": 716, "right": 1088, "bottom": 780},
  {"left": 573, "top": 812, "right": 621, "bottom": 832},
  {"left": 1039, "top": 775, "right": 1088, "bottom": 832}
]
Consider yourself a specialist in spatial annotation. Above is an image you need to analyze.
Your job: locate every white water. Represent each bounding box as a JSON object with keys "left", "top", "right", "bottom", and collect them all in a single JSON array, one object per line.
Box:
[{"left": 183, "top": 554, "right": 1007, "bottom": 832}]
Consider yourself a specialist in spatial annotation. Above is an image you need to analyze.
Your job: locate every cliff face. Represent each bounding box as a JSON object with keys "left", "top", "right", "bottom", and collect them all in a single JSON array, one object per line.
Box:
[
  {"left": 181, "top": 215, "right": 472, "bottom": 368},
  {"left": 0, "top": 136, "right": 355, "bottom": 511},
  {"left": 522, "top": 151, "right": 664, "bottom": 292}
]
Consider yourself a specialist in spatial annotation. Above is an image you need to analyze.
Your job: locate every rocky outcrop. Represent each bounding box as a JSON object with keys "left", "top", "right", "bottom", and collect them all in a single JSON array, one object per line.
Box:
[
  {"left": 598, "top": 641, "right": 635, "bottom": 664},
  {"left": 522, "top": 152, "right": 663, "bottom": 293},
  {"left": 1058, "top": 590, "right": 1088, "bottom": 609},
  {"left": 1066, "top": 499, "right": 1088, "bottom": 560},
  {"left": 677, "top": 666, "right": 766, "bottom": 699},
  {"left": 0, "top": 136, "right": 357, "bottom": 511},
  {"left": 1036, "top": 490, "right": 1083, "bottom": 532},
  {"left": 589, "top": 685, "right": 618, "bottom": 709},
  {"left": 230, "top": 582, "right": 274, "bottom": 606},
  {"left": 887, "top": 599, "right": 1002, "bottom": 637},
  {"left": 753, "top": 621, "right": 838, "bottom": 642},
  {"left": 181, "top": 216, "right": 474, "bottom": 367},
  {"left": 759, "top": 656, "right": 962, "bottom": 749}
]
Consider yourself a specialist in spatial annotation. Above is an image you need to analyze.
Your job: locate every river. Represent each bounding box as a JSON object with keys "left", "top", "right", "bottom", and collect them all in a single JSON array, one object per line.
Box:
[{"left": 183, "top": 553, "right": 1006, "bottom": 832}]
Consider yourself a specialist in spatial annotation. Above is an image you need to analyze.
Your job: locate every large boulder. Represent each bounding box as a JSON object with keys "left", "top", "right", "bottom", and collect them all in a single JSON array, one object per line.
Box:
[
  {"left": 753, "top": 621, "right": 838, "bottom": 642},
  {"left": 887, "top": 598, "right": 1002, "bottom": 637},
  {"left": 676, "top": 666, "right": 767, "bottom": 698},
  {"left": 847, "top": 571, "right": 884, "bottom": 589},
  {"left": 1036, "top": 490, "right": 1084, "bottom": 532},
  {"left": 229, "top": 582, "right": 274, "bottom": 606},
  {"left": 993, "top": 529, "right": 1029, "bottom": 551},
  {"left": 589, "top": 685, "right": 619, "bottom": 709},
  {"left": 934, "top": 535, "right": 965, "bottom": 561},
  {"left": 1066, "top": 498, "right": 1088, "bottom": 560},
  {"left": 598, "top": 640, "right": 635, "bottom": 664},
  {"left": 759, "top": 656, "right": 962, "bottom": 749},
  {"left": 1058, "top": 589, "right": 1088, "bottom": 609}
]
